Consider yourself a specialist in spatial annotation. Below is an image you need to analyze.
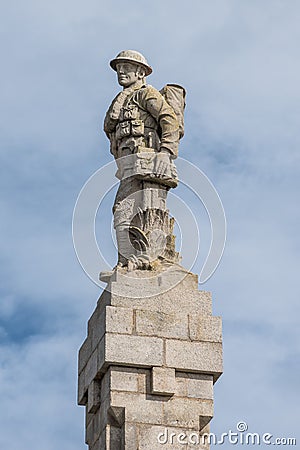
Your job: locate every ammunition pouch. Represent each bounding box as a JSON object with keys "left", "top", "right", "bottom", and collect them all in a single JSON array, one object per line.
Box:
[{"left": 115, "top": 119, "right": 144, "bottom": 140}]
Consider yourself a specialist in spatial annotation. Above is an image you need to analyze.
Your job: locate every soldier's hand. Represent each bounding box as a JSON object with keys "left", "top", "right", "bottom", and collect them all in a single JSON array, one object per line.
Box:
[{"left": 155, "top": 149, "right": 170, "bottom": 177}]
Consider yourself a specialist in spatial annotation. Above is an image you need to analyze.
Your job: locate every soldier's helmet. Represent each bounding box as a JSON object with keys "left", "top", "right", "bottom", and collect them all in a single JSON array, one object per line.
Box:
[{"left": 110, "top": 50, "right": 152, "bottom": 76}]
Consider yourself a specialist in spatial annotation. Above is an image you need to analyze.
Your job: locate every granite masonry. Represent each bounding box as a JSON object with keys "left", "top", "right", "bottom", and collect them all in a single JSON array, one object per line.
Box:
[{"left": 78, "top": 265, "right": 223, "bottom": 449}]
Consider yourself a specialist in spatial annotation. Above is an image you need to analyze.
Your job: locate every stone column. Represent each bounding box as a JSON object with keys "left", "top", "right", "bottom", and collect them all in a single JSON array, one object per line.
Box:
[{"left": 78, "top": 265, "right": 223, "bottom": 449}]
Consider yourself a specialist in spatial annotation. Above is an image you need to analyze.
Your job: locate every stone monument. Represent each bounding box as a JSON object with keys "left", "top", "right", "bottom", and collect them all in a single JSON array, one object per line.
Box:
[{"left": 78, "top": 50, "right": 223, "bottom": 449}]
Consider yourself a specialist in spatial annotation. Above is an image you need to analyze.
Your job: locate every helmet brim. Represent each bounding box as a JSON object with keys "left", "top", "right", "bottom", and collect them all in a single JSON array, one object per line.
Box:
[{"left": 110, "top": 57, "right": 152, "bottom": 76}]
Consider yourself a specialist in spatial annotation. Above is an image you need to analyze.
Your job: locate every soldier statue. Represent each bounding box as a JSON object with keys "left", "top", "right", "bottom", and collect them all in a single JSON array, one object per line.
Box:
[{"left": 104, "top": 50, "right": 185, "bottom": 270}]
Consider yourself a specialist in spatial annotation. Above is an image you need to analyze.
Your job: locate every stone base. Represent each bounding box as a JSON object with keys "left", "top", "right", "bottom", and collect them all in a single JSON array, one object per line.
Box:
[{"left": 78, "top": 265, "right": 222, "bottom": 449}]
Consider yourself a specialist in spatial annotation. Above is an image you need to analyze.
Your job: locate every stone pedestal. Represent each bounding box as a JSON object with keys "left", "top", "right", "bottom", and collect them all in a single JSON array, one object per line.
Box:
[{"left": 78, "top": 265, "right": 223, "bottom": 449}]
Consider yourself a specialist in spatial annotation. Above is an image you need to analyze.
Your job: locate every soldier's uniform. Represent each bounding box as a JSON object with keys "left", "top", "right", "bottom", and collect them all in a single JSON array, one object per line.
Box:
[
  {"left": 104, "top": 83, "right": 179, "bottom": 160},
  {"left": 104, "top": 82, "right": 180, "bottom": 208}
]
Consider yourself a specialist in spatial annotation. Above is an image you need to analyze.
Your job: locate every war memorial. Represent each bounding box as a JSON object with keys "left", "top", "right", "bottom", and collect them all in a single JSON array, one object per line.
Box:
[{"left": 77, "top": 50, "right": 223, "bottom": 449}]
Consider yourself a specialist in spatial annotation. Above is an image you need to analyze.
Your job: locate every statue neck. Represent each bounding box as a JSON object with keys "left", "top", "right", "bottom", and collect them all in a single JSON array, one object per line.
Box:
[{"left": 123, "top": 80, "right": 145, "bottom": 91}]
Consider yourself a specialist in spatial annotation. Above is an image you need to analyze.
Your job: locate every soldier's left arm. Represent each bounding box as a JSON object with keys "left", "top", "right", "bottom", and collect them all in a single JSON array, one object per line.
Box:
[{"left": 138, "top": 86, "right": 180, "bottom": 158}]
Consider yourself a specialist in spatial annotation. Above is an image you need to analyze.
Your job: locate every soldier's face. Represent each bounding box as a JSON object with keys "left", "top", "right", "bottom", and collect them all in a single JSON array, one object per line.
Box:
[{"left": 116, "top": 62, "right": 140, "bottom": 87}]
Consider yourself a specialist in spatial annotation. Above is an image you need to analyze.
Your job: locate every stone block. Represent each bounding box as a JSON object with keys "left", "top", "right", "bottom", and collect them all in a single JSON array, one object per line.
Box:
[
  {"left": 105, "top": 306, "right": 133, "bottom": 335},
  {"left": 136, "top": 310, "right": 188, "bottom": 339},
  {"left": 85, "top": 414, "right": 94, "bottom": 445},
  {"left": 100, "top": 367, "right": 147, "bottom": 403},
  {"left": 107, "top": 425, "right": 123, "bottom": 450},
  {"left": 88, "top": 380, "right": 101, "bottom": 413},
  {"left": 111, "top": 391, "right": 164, "bottom": 425},
  {"left": 166, "top": 340, "right": 223, "bottom": 381},
  {"left": 124, "top": 423, "right": 139, "bottom": 449},
  {"left": 89, "top": 310, "right": 104, "bottom": 352},
  {"left": 163, "top": 397, "right": 213, "bottom": 430},
  {"left": 93, "top": 424, "right": 141, "bottom": 450},
  {"left": 110, "top": 266, "right": 199, "bottom": 300},
  {"left": 110, "top": 367, "right": 140, "bottom": 393},
  {"left": 78, "top": 368, "right": 87, "bottom": 406},
  {"left": 98, "top": 333, "right": 164, "bottom": 370},
  {"left": 175, "top": 373, "right": 213, "bottom": 399},
  {"left": 96, "top": 424, "right": 125, "bottom": 450},
  {"left": 88, "top": 308, "right": 99, "bottom": 335},
  {"left": 98, "top": 266, "right": 212, "bottom": 316},
  {"left": 137, "top": 370, "right": 147, "bottom": 394},
  {"left": 139, "top": 425, "right": 174, "bottom": 450},
  {"left": 89, "top": 306, "right": 134, "bottom": 352},
  {"left": 109, "top": 288, "right": 212, "bottom": 316},
  {"left": 138, "top": 424, "right": 209, "bottom": 450},
  {"left": 189, "top": 315, "right": 222, "bottom": 342},
  {"left": 151, "top": 367, "right": 175, "bottom": 396},
  {"left": 86, "top": 408, "right": 93, "bottom": 427},
  {"left": 78, "top": 337, "right": 91, "bottom": 373},
  {"left": 108, "top": 406, "right": 125, "bottom": 427},
  {"left": 85, "top": 348, "right": 98, "bottom": 387},
  {"left": 100, "top": 367, "right": 111, "bottom": 403},
  {"left": 90, "top": 438, "right": 100, "bottom": 450},
  {"left": 96, "top": 395, "right": 111, "bottom": 437},
  {"left": 93, "top": 410, "right": 103, "bottom": 441},
  {"left": 97, "top": 430, "right": 106, "bottom": 450}
]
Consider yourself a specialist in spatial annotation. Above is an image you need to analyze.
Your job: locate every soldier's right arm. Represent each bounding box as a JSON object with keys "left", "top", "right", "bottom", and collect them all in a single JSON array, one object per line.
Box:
[
  {"left": 103, "top": 97, "right": 120, "bottom": 158},
  {"left": 104, "top": 105, "right": 117, "bottom": 137}
]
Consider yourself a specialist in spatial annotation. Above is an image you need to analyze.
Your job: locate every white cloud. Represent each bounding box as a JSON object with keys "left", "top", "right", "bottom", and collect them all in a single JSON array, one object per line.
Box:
[{"left": 0, "top": 334, "right": 84, "bottom": 450}]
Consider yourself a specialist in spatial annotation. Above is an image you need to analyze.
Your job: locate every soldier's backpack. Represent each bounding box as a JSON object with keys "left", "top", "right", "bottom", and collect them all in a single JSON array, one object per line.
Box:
[{"left": 160, "top": 84, "right": 186, "bottom": 139}]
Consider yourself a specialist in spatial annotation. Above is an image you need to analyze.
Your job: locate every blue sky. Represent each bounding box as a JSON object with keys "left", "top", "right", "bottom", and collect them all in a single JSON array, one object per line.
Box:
[{"left": 1, "top": 0, "right": 299, "bottom": 448}]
